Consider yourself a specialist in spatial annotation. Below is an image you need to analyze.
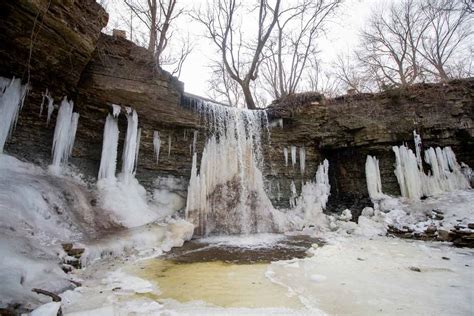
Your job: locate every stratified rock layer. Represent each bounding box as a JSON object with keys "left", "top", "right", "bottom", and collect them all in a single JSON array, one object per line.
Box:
[{"left": 0, "top": 0, "right": 472, "bottom": 215}]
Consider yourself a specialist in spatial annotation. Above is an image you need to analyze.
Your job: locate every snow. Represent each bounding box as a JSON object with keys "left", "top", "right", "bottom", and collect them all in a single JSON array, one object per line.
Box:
[
  {"left": 30, "top": 302, "right": 61, "bottom": 316},
  {"left": 266, "top": 237, "right": 474, "bottom": 315},
  {"left": 153, "top": 131, "right": 161, "bottom": 164},
  {"left": 50, "top": 97, "right": 79, "bottom": 171},
  {"left": 0, "top": 77, "right": 27, "bottom": 153},
  {"left": 98, "top": 113, "right": 119, "bottom": 180},
  {"left": 96, "top": 176, "right": 159, "bottom": 228}
]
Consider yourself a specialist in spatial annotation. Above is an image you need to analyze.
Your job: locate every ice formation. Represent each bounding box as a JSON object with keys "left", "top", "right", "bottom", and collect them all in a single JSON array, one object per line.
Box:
[
  {"left": 192, "top": 130, "right": 198, "bottom": 153},
  {"left": 291, "top": 145, "right": 297, "bottom": 167},
  {"left": 121, "top": 108, "right": 140, "bottom": 183},
  {"left": 283, "top": 147, "right": 289, "bottom": 167},
  {"left": 294, "top": 159, "right": 331, "bottom": 225},
  {"left": 50, "top": 98, "right": 79, "bottom": 170},
  {"left": 98, "top": 109, "right": 120, "bottom": 180},
  {"left": 413, "top": 130, "right": 423, "bottom": 169},
  {"left": 153, "top": 131, "right": 161, "bottom": 163},
  {"left": 299, "top": 146, "right": 306, "bottom": 175},
  {"left": 392, "top": 131, "right": 470, "bottom": 200},
  {"left": 168, "top": 135, "right": 171, "bottom": 157},
  {"left": 289, "top": 181, "right": 297, "bottom": 208},
  {"left": 365, "top": 155, "right": 384, "bottom": 200},
  {"left": 40, "top": 88, "right": 55, "bottom": 126},
  {"left": 0, "top": 77, "right": 27, "bottom": 153}
]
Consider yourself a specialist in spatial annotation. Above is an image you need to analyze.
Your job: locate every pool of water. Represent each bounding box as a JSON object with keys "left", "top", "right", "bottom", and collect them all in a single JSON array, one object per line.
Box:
[{"left": 126, "top": 233, "right": 322, "bottom": 309}]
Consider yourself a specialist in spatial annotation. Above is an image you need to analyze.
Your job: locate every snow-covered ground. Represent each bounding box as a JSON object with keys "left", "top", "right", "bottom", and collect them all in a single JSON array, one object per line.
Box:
[
  {"left": 53, "top": 189, "right": 473, "bottom": 316},
  {"left": 0, "top": 154, "right": 193, "bottom": 311}
]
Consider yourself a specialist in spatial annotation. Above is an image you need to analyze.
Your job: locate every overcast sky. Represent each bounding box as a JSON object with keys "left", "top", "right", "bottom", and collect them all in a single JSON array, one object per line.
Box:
[{"left": 104, "top": 0, "right": 383, "bottom": 97}]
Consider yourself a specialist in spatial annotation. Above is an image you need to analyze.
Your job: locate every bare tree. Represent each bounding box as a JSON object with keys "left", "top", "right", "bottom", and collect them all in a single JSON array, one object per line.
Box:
[
  {"left": 193, "top": 0, "right": 282, "bottom": 109},
  {"left": 207, "top": 60, "right": 243, "bottom": 107},
  {"left": 261, "top": 0, "right": 341, "bottom": 99},
  {"left": 357, "top": 0, "right": 426, "bottom": 88},
  {"left": 123, "top": 0, "right": 191, "bottom": 76},
  {"left": 418, "top": 0, "right": 473, "bottom": 81},
  {"left": 332, "top": 53, "right": 375, "bottom": 94}
]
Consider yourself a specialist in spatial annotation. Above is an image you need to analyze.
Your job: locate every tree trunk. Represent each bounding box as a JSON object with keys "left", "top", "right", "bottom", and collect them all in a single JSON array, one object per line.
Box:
[
  {"left": 147, "top": 0, "right": 157, "bottom": 54},
  {"left": 241, "top": 82, "right": 257, "bottom": 109}
]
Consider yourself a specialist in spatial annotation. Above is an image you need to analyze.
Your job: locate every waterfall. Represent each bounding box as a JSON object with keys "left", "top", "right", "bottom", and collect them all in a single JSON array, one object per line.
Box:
[
  {"left": 121, "top": 107, "right": 140, "bottom": 183},
  {"left": 0, "top": 77, "right": 27, "bottom": 153},
  {"left": 289, "top": 181, "right": 297, "bottom": 208},
  {"left": 98, "top": 106, "right": 120, "bottom": 180},
  {"left": 50, "top": 98, "right": 79, "bottom": 171},
  {"left": 365, "top": 155, "right": 384, "bottom": 200},
  {"left": 184, "top": 96, "right": 274, "bottom": 236},
  {"left": 153, "top": 131, "right": 161, "bottom": 163}
]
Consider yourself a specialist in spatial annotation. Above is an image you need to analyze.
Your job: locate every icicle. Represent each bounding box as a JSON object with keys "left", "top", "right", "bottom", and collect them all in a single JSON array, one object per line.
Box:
[
  {"left": 299, "top": 146, "right": 306, "bottom": 175},
  {"left": 192, "top": 130, "right": 198, "bottom": 153},
  {"left": 0, "top": 77, "right": 28, "bottom": 153},
  {"left": 365, "top": 155, "right": 383, "bottom": 200},
  {"left": 291, "top": 145, "right": 297, "bottom": 167},
  {"left": 413, "top": 130, "right": 423, "bottom": 170},
  {"left": 289, "top": 181, "right": 297, "bottom": 208},
  {"left": 51, "top": 98, "right": 79, "bottom": 169},
  {"left": 112, "top": 104, "right": 121, "bottom": 118},
  {"left": 283, "top": 147, "right": 289, "bottom": 167},
  {"left": 121, "top": 108, "right": 139, "bottom": 183},
  {"left": 153, "top": 131, "right": 161, "bottom": 164},
  {"left": 168, "top": 135, "right": 172, "bottom": 157},
  {"left": 98, "top": 114, "right": 119, "bottom": 180},
  {"left": 276, "top": 181, "right": 281, "bottom": 201},
  {"left": 135, "top": 128, "right": 141, "bottom": 172}
]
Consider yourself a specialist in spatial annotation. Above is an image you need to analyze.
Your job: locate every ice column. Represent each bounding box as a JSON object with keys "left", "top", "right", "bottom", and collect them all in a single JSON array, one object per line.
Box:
[
  {"left": 299, "top": 146, "right": 306, "bottom": 175},
  {"left": 283, "top": 147, "right": 289, "bottom": 167},
  {"left": 168, "top": 135, "right": 172, "bottom": 156},
  {"left": 121, "top": 108, "right": 139, "bottom": 182},
  {"left": 153, "top": 131, "right": 161, "bottom": 163},
  {"left": 98, "top": 106, "right": 120, "bottom": 180},
  {"left": 291, "top": 145, "right": 297, "bottom": 167},
  {"left": 0, "top": 77, "right": 27, "bottom": 153},
  {"left": 365, "top": 155, "right": 384, "bottom": 200},
  {"left": 289, "top": 181, "right": 297, "bottom": 208},
  {"left": 51, "top": 98, "right": 79, "bottom": 169}
]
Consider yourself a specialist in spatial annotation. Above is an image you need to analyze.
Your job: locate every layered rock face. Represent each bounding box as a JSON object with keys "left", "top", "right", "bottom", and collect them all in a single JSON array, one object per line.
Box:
[{"left": 1, "top": 1, "right": 472, "bottom": 218}]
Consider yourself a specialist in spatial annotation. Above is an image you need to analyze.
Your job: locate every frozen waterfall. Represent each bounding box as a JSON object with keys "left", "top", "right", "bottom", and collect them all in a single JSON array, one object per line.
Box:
[
  {"left": 392, "top": 131, "right": 470, "bottom": 200},
  {"left": 365, "top": 155, "right": 384, "bottom": 200},
  {"left": 153, "top": 131, "right": 161, "bottom": 163},
  {"left": 121, "top": 107, "right": 140, "bottom": 183},
  {"left": 0, "top": 77, "right": 27, "bottom": 153},
  {"left": 283, "top": 147, "right": 289, "bottom": 167},
  {"left": 98, "top": 105, "right": 120, "bottom": 180},
  {"left": 50, "top": 98, "right": 79, "bottom": 171}
]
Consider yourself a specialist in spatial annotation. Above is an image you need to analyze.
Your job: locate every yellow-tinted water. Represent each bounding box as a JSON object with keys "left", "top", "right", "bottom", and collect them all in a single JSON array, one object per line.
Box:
[{"left": 128, "top": 259, "right": 304, "bottom": 309}]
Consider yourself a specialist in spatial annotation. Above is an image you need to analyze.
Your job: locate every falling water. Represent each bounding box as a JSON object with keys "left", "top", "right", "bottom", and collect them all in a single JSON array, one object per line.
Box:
[{"left": 184, "top": 96, "right": 275, "bottom": 236}]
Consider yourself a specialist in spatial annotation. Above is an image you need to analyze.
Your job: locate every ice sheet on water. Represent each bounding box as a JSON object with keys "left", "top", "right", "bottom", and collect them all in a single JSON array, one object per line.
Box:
[{"left": 199, "top": 233, "right": 287, "bottom": 249}]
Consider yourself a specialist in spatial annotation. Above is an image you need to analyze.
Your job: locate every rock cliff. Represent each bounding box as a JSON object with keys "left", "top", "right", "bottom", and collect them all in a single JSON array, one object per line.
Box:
[{"left": 1, "top": 0, "right": 472, "bottom": 218}]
